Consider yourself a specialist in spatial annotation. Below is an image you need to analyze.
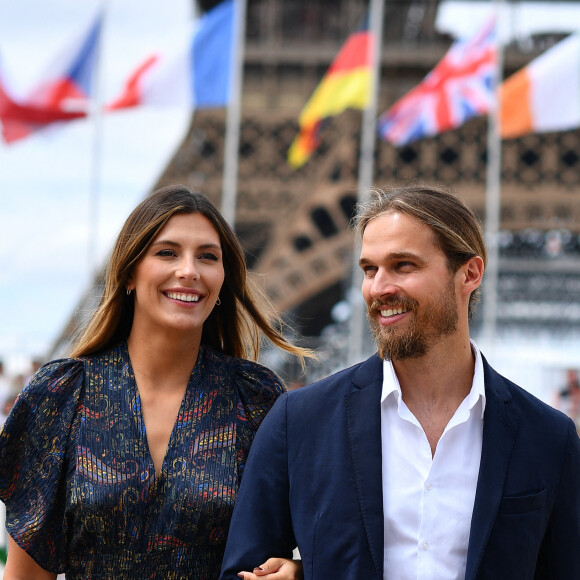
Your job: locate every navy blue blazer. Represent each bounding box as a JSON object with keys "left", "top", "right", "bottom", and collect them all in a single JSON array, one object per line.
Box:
[{"left": 220, "top": 354, "right": 580, "bottom": 579}]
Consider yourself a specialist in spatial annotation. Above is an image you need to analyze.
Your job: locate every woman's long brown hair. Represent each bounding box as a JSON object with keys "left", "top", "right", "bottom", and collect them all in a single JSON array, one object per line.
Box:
[{"left": 70, "top": 185, "right": 312, "bottom": 364}]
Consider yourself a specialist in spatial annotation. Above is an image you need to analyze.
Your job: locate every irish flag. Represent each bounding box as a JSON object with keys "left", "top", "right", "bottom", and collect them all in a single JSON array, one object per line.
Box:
[
  {"left": 287, "top": 19, "right": 373, "bottom": 168},
  {"left": 500, "top": 31, "right": 580, "bottom": 139}
]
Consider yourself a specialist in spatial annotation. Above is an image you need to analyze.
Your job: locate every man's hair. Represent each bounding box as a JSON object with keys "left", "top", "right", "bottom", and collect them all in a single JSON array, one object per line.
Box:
[{"left": 354, "top": 183, "right": 487, "bottom": 317}]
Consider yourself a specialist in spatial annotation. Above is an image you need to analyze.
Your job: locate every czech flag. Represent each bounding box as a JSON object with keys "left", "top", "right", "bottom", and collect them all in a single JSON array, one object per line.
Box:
[
  {"left": 287, "top": 19, "right": 373, "bottom": 169},
  {"left": 378, "top": 18, "right": 496, "bottom": 146},
  {"left": 500, "top": 31, "right": 580, "bottom": 139},
  {"left": 107, "top": 0, "right": 235, "bottom": 111},
  {"left": 0, "top": 11, "right": 102, "bottom": 144}
]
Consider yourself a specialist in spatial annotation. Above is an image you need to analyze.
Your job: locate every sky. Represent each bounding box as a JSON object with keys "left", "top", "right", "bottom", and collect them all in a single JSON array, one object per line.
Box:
[
  {"left": 0, "top": 0, "right": 193, "bottom": 373},
  {"left": 437, "top": 1, "right": 580, "bottom": 40}
]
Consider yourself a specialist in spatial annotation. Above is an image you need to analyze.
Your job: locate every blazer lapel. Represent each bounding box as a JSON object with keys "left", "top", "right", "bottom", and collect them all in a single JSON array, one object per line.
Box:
[
  {"left": 465, "top": 358, "right": 519, "bottom": 580},
  {"left": 345, "top": 355, "right": 384, "bottom": 578}
]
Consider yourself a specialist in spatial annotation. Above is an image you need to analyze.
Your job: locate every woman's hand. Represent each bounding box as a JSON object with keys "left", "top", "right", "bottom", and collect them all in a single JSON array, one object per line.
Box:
[{"left": 237, "top": 557, "right": 303, "bottom": 580}]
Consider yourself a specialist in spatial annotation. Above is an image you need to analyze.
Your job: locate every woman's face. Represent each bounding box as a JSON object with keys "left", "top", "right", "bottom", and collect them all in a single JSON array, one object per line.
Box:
[{"left": 128, "top": 212, "right": 225, "bottom": 342}]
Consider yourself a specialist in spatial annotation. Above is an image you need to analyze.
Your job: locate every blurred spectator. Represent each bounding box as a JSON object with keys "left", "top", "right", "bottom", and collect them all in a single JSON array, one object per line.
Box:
[
  {"left": 5, "top": 374, "right": 26, "bottom": 417},
  {"left": 24, "top": 358, "right": 43, "bottom": 387},
  {"left": 553, "top": 369, "right": 580, "bottom": 433},
  {"left": 0, "top": 360, "right": 43, "bottom": 426},
  {"left": 0, "top": 361, "right": 13, "bottom": 426}
]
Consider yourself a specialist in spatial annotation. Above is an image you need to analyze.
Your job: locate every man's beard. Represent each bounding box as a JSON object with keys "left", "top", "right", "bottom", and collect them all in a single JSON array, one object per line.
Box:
[{"left": 367, "top": 277, "right": 458, "bottom": 361}]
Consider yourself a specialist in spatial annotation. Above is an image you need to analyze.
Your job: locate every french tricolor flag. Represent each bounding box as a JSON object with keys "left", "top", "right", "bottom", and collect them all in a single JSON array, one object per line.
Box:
[
  {"left": 108, "top": 0, "right": 235, "bottom": 111},
  {"left": 0, "top": 10, "right": 102, "bottom": 144}
]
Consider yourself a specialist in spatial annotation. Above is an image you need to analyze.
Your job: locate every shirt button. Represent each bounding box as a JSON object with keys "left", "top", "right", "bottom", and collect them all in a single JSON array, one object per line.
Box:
[
  {"left": 422, "top": 542, "right": 429, "bottom": 551},
  {"left": 425, "top": 482, "right": 432, "bottom": 490}
]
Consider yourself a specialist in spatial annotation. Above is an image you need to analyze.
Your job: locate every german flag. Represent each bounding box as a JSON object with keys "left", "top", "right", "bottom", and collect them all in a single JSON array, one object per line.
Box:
[{"left": 288, "top": 20, "right": 372, "bottom": 168}]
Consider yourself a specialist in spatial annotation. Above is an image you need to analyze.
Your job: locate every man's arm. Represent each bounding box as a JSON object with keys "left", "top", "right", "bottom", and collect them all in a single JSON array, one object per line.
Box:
[
  {"left": 535, "top": 419, "right": 580, "bottom": 577},
  {"left": 220, "top": 394, "right": 297, "bottom": 580}
]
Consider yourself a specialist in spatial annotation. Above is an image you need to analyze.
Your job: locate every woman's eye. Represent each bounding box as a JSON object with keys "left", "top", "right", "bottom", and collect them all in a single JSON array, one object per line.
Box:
[
  {"left": 155, "top": 249, "right": 176, "bottom": 257},
  {"left": 199, "top": 252, "right": 220, "bottom": 262}
]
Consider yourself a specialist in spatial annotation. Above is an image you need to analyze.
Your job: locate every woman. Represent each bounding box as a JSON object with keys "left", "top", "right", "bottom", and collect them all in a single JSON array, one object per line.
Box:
[{"left": 0, "top": 185, "right": 309, "bottom": 579}]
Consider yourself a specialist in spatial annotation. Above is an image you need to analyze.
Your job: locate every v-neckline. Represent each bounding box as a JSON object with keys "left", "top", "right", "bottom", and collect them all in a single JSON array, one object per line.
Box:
[{"left": 124, "top": 345, "right": 201, "bottom": 481}]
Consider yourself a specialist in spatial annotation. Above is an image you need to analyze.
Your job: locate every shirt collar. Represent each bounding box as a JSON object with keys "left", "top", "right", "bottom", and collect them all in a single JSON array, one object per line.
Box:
[{"left": 380, "top": 339, "right": 486, "bottom": 418}]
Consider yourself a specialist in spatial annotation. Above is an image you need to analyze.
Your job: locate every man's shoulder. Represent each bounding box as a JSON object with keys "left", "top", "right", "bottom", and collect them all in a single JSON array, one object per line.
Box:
[
  {"left": 287, "top": 354, "right": 383, "bottom": 400},
  {"left": 484, "top": 359, "right": 573, "bottom": 428}
]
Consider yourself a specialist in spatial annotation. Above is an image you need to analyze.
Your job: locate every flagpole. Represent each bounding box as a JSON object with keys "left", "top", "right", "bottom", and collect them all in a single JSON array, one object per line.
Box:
[
  {"left": 87, "top": 4, "right": 107, "bottom": 280},
  {"left": 347, "top": 0, "right": 386, "bottom": 366},
  {"left": 481, "top": 0, "right": 505, "bottom": 354},
  {"left": 221, "top": 0, "right": 246, "bottom": 228}
]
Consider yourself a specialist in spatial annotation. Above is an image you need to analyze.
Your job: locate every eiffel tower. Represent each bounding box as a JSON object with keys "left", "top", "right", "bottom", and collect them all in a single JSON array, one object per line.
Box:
[{"left": 50, "top": 1, "right": 580, "bottom": 379}]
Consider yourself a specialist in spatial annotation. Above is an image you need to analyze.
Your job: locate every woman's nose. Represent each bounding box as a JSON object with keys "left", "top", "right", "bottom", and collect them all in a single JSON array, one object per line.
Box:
[{"left": 177, "top": 257, "right": 199, "bottom": 280}]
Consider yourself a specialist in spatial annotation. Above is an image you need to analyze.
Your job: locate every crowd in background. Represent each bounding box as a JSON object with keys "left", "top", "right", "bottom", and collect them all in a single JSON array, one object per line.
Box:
[
  {"left": 553, "top": 368, "right": 580, "bottom": 434},
  {"left": 0, "top": 359, "right": 42, "bottom": 427}
]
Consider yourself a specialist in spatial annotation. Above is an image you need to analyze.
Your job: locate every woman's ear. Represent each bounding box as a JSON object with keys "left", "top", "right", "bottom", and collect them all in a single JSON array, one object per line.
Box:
[{"left": 125, "top": 273, "right": 134, "bottom": 293}]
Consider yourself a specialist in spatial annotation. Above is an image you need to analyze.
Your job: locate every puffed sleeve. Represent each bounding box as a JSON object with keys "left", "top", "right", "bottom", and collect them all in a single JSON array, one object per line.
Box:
[
  {"left": 0, "top": 358, "right": 84, "bottom": 573},
  {"left": 234, "top": 359, "right": 286, "bottom": 482}
]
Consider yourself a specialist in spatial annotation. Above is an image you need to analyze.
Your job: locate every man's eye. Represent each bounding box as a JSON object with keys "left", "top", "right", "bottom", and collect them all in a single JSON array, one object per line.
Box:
[{"left": 396, "top": 261, "right": 415, "bottom": 270}]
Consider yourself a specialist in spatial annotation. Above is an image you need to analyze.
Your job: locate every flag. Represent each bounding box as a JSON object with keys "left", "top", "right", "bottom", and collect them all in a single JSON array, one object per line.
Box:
[
  {"left": 0, "top": 76, "right": 86, "bottom": 142},
  {"left": 0, "top": 11, "right": 102, "bottom": 144},
  {"left": 378, "top": 18, "right": 496, "bottom": 146},
  {"left": 107, "top": 0, "right": 235, "bottom": 111},
  {"left": 287, "top": 20, "right": 373, "bottom": 168},
  {"left": 500, "top": 32, "right": 580, "bottom": 139}
]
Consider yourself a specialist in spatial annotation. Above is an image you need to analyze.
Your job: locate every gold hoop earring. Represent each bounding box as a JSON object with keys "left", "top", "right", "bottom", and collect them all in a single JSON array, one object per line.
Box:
[{"left": 215, "top": 297, "right": 221, "bottom": 306}]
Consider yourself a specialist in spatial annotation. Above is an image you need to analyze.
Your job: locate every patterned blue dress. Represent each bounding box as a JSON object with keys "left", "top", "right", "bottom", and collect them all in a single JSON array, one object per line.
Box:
[{"left": 0, "top": 342, "right": 285, "bottom": 579}]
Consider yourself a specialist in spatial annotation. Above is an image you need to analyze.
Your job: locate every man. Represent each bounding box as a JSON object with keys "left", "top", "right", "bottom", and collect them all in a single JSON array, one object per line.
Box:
[{"left": 220, "top": 184, "right": 580, "bottom": 580}]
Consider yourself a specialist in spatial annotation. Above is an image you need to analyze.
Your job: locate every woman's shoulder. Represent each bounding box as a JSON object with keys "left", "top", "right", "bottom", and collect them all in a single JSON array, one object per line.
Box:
[
  {"left": 5, "top": 358, "right": 87, "bottom": 438},
  {"left": 236, "top": 357, "right": 285, "bottom": 391},
  {"left": 205, "top": 348, "right": 285, "bottom": 393},
  {"left": 23, "top": 344, "right": 128, "bottom": 401},
  {"left": 201, "top": 347, "right": 285, "bottom": 414},
  {"left": 22, "top": 357, "right": 85, "bottom": 402}
]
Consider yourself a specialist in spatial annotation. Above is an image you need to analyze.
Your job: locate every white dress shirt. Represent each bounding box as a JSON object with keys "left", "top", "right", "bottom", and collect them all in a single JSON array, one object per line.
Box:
[{"left": 381, "top": 341, "right": 486, "bottom": 580}]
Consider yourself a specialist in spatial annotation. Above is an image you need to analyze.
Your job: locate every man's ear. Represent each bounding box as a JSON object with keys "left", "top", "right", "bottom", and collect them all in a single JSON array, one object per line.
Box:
[{"left": 459, "top": 255, "right": 484, "bottom": 296}]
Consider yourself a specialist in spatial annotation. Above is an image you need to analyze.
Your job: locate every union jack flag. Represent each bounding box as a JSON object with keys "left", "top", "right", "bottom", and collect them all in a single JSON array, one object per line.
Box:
[{"left": 378, "top": 18, "right": 497, "bottom": 146}]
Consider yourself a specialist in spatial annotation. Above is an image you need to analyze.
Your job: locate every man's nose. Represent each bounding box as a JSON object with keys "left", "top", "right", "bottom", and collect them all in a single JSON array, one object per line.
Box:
[{"left": 370, "top": 270, "right": 398, "bottom": 299}]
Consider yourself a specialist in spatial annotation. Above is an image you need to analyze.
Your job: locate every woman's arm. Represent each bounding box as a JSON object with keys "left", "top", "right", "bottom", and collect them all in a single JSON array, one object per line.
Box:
[
  {"left": 4, "top": 536, "right": 57, "bottom": 580},
  {"left": 237, "top": 557, "right": 303, "bottom": 580}
]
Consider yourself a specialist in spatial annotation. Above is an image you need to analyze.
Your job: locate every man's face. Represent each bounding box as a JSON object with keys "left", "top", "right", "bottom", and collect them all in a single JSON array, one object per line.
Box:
[{"left": 359, "top": 212, "right": 460, "bottom": 361}]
